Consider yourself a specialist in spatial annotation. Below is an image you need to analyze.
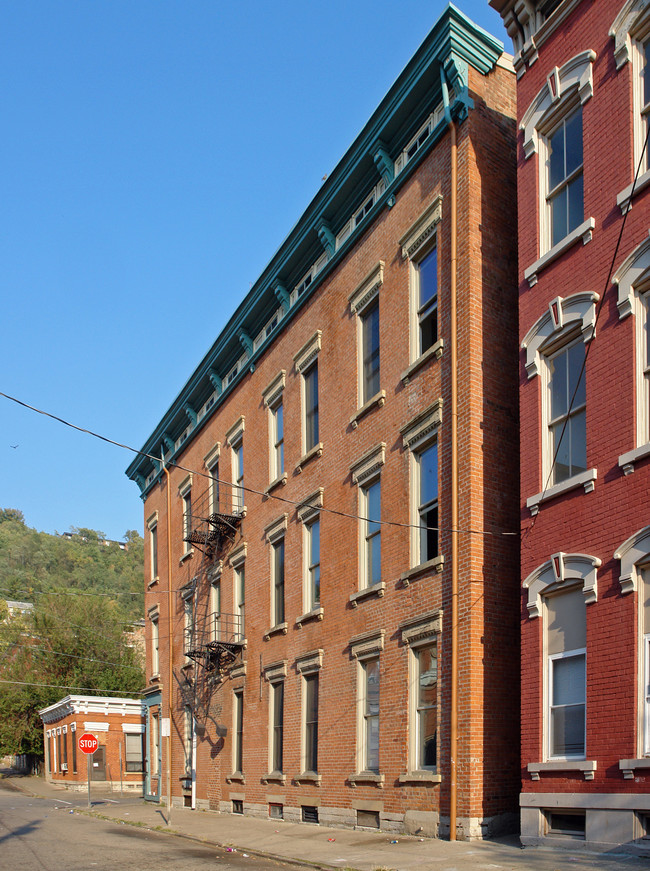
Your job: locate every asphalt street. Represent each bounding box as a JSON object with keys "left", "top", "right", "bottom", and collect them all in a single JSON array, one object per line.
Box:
[{"left": 0, "top": 779, "right": 284, "bottom": 871}]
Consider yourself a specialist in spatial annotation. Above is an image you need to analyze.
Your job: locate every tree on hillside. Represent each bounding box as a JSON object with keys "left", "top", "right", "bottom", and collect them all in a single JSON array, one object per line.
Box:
[{"left": 0, "top": 591, "right": 145, "bottom": 757}]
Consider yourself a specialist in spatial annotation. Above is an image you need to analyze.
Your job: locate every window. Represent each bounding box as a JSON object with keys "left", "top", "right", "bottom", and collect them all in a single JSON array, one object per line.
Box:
[
  {"left": 208, "top": 460, "right": 220, "bottom": 515},
  {"left": 57, "top": 729, "right": 61, "bottom": 770},
  {"left": 235, "top": 566, "right": 245, "bottom": 641},
  {"left": 546, "top": 340, "right": 586, "bottom": 485},
  {"left": 183, "top": 705, "right": 193, "bottom": 775},
  {"left": 149, "top": 522, "right": 158, "bottom": 581},
  {"left": 640, "top": 37, "right": 650, "bottom": 170},
  {"left": 269, "top": 399, "right": 284, "bottom": 482},
  {"left": 361, "top": 658, "right": 380, "bottom": 773},
  {"left": 226, "top": 417, "right": 245, "bottom": 514},
  {"left": 417, "top": 442, "right": 438, "bottom": 564},
  {"left": 304, "top": 364, "right": 319, "bottom": 452},
  {"left": 71, "top": 726, "right": 77, "bottom": 774},
  {"left": 182, "top": 588, "right": 194, "bottom": 660},
  {"left": 361, "top": 301, "right": 380, "bottom": 403},
  {"left": 125, "top": 732, "right": 144, "bottom": 772},
  {"left": 207, "top": 574, "right": 220, "bottom": 641},
  {"left": 151, "top": 615, "right": 160, "bottom": 675},
  {"left": 302, "top": 805, "right": 319, "bottom": 824},
  {"left": 545, "top": 108, "right": 583, "bottom": 250},
  {"left": 306, "top": 518, "right": 321, "bottom": 611},
  {"left": 269, "top": 802, "right": 283, "bottom": 820},
  {"left": 233, "top": 690, "right": 243, "bottom": 773},
  {"left": 415, "top": 642, "right": 437, "bottom": 770},
  {"left": 361, "top": 479, "right": 381, "bottom": 588},
  {"left": 415, "top": 245, "right": 438, "bottom": 356},
  {"left": 179, "top": 476, "right": 192, "bottom": 555},
  {"left": 233, "top": 440, "right": 244, "bottom": 513},
  {"left": 62, "top": 728, "right": 68, "bottom": 768},
  {"left": 263, "top": 372, "right": 286, "bottom": 485},
  {"left": 272, "top": 539, "right": 285, "bottom": 627},
  {"left": 151, "top": 712, "right": 160, "bottom": 776},
  {"left": 304, "top": 674, "right": 319, "bottom": 773},
  {"left": 270, "top": 681, "right": 284, "bottom": 773},
  {"left": 641, "top": 567, "right": 650, "bottom": 755},
  {"left": 545, "top": 587, "right": 586, "bottom": 759},
  {"left": 232, "top": 799, "right": 243, "bottom": 815},
  {"left": 294, "top": 332, "right": 322, "bottom": 465}
]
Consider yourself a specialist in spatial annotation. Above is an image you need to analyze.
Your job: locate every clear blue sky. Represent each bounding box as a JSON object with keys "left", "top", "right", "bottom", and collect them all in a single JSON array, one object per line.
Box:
[{"left": 0, "top": 1, "right": 507, "bottom": 541}]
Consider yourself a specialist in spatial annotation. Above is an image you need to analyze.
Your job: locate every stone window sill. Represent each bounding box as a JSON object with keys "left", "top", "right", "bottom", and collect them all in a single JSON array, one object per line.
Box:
[
  {"left": 398, "top": 770, "right": 441, "bottom": 784},
  {"left": 296, "top": 442, "right": 323, "bottom": 474},
  {"left": 348, "top": 772, "right": 384, "bottom": 787},
  {"left": 179, "top": 549, "right": 195, "bottom": 565},
  {"left": 400, "top": 339, "right": 444, "bottom": 384},
  {"left": 528, "top": 760, "right": 596, "bottom": 781},
  {"left": 296, "top": 607, "right": 324, "bottom": 628},
  {"left": 350, "top": 390, "right": 386, "bottom": 430},
  {"left": 524, "top": 218, "right": 595, "bottom": 287},
  {"left": 264, "top": 622, "right": 288, "bottom": 640},
  {"left": 149, "top": 673, "right": 160, "bottom": 683},
  {"left": 619, "top": 443, "right": 650, "bottom": 476},
  {"left": 265, "top": 474, "right": 287, "bottom": 495},
  {"left": 401, "top": 556, "right": 444, "bottom": 586},
  {"left": 619, "top": 758, "right": 650, "bottom": 779},
  {"left": 617, "top": 167, "right": 650, "bottom": 214},
  {"left": 147, "top": 577, "right": 159, "bottom": 589},
  {"left": 349, "top": 582, "right": 386, "bottom": 608},
  {"left": 526, "top": 468, "right": 597, "bottom": 516},
  {"left": 226, "top": 772, "right": 246, "bottom": 784},
  {"left": 295, "top": 772, "right": 321, "bottom": 786},
  {"left": 262, "top": 771, "right": 286, "bottom": 785}
]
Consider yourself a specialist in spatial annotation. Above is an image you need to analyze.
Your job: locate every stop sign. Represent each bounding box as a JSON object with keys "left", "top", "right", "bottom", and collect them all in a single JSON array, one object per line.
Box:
[{"left": 78, "top": 733, "right": 99, "bottom": 755}]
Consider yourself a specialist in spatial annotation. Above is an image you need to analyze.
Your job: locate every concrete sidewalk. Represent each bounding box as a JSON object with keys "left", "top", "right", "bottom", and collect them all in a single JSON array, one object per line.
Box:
[{"left": 3, "top": 772, "right": 648, "bottom": 871}]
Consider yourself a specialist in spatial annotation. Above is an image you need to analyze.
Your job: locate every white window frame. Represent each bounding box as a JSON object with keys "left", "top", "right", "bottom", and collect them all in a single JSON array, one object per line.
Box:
[
  {"left": 645, "top": 632, "right": 650, "bottom": 757},
  {"left": 264, "top": 514, "right": 288, "bottom": 633},
  {"left": 146, "top": 511, "right": 159, "bottom": 583},
  {"left": 150, "top": 609, "right": 160, "bottom": 677},
  {"left": 302, "top": 672, "right": 319, "bottom": 775},
  {"left": 294, "top": 332, "right": 322, "bottom": 467},
  {"left": 547, "top": 646, "right": 587, "bottom": 761},
  {"left": 348, "top": 263, "right": 384, "bottom": 417},
  {"left": 543, "top": 335, "right": 587, "bottom": 488},
  {"left": 297, "top": 488, "right": 324, "bottom": 621},
  {"left": 360, "top": 477, "right": 381, "bottom": 589},
  {"left": 209, "top": 564, "right": 221, "bottom": 642},
  {"left": 232, "top": 689, "right": 243, "bottom": 775},
  {"left": 539, "top": 106, "right": 584, "bottom": 254},
  {"left": 399, "top": 611, "right": 442, "bottom": 782},
  {"left": 178, "top": 474, "right": 193, "bottom": 557},
  {"left": 204, "top": 441, "right": 221, "bottom": 516},
  {"left": 269, "top": 679, "right": 284, "bottom": 775},
  {"left": 226, "top": 417, "right": 245, "bottom": 515},
  {"left": 262, "top": 371, "right": 286, "bottom": 487},
  {"left": 359, "top": 657, "right": 380, "bottom": 774},
  {"left": 296, "top": 650, "right": 322, "bottom": 779},
  {"left": 350, "top": 444, "right": 386, "bottom": 595},
  {"left": 183, "top": 704, "right": 193, "bottom": 776},
  {"left": 181, "top": 584, "right": 194, "bottom": 663}
]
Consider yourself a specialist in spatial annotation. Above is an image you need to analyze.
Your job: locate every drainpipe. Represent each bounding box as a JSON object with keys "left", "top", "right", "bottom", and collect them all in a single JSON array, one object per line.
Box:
[
  {"left": 440, "top": 64, "right": 459, "bottom": 843},
  {"left": 162, "top": 459, "right": 174, "bottom": 825}
]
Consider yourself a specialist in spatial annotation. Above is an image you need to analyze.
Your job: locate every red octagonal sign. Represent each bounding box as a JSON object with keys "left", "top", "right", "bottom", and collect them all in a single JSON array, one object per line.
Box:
[{"left": 79, "top": 733, "right": 99, "bottom": 755}]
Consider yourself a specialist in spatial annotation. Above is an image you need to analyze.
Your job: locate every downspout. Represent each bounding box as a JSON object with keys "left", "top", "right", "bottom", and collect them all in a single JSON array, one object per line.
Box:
[
  {"left": 162, "top": 459, "right": 174, "bottom": 825},
  {"left": 440, "top": 63, "right": 458, "bottom": 843}
]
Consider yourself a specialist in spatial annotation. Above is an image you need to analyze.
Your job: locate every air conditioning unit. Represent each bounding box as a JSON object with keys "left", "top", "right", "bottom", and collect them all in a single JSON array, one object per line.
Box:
[{"left": 60, "top": 763, "right": 68, "bottom": 771}]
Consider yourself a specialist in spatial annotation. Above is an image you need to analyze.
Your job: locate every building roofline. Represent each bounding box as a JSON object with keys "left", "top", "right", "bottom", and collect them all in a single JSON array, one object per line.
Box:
[{"left": 126, "top": 5, "right": 504, "bottom": 492}]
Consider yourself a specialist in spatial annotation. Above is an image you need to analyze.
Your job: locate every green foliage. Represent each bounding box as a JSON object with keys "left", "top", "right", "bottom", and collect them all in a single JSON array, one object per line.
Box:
[{"left": 0, "top": 512, "right": 145, "bottom": 757}]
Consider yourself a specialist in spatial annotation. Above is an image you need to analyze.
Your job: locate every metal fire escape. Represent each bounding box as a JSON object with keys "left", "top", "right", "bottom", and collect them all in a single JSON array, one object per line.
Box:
[{"left": 175, "top": 484, "right": 244, "bottom": 729}]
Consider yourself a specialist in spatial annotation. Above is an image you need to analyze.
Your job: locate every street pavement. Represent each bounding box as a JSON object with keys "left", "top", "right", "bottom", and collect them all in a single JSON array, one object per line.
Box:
[{"left": 2, "top": 770, "right": 650, "bottom": 871}]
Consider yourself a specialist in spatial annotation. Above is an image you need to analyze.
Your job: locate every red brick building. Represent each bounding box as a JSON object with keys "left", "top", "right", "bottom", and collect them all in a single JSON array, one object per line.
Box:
[
  {"left": 39, "top": 695, "right": 146, "bottom": 792},
  {"left": 492, "top": 0, "right": 650, "bottom": 853},
  {"left": 127, "top": 7, "right": 519, "bottom": 839}
]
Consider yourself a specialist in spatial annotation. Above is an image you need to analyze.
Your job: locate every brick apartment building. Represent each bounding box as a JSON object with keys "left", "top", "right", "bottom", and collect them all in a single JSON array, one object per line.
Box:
[
  {"left": 492, "top": 0, "right": 650, "bottom": 853},
  {"left": 127, "top": 7, "right": 519, "bottom": 839},
  {"left": 39, "top": 695, "right": 146, "bottom": 792}
]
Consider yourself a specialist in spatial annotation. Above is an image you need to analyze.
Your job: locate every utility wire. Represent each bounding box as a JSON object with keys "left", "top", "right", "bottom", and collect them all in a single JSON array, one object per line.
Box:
[
  {"left": 3, "top": 640, "right": 144, "bottom": 672},
  {"left": 523, "top": 123, "right": 650, "bottom": 544},
  {"left": 0, "top": 390, "right": 518, "bottom": 538},
  {"left": 0, "top": 678, "right": 144, "bottom": 696}
]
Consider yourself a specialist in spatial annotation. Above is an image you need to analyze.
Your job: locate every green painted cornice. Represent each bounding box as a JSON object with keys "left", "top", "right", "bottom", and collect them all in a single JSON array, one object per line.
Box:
[{"left": 126, "top": 4, "right": 504, "bottom": 493}]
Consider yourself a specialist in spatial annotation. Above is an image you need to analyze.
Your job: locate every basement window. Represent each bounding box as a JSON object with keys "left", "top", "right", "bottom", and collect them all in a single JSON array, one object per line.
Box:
[
  {"left": 546, "top": 810, "right": 585, "bottom": 838},
  {"left": 356, "top": 809, "right": 380, "bottom": 829},
  {"left": 301, "top": 805, "right": 319, "bottom": 824},
  {"left": 232, "top": 799, "right": 243, "bottom": 815},
  {"left": 269, "top": 803, "right": 284, "bottom": 820}
]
